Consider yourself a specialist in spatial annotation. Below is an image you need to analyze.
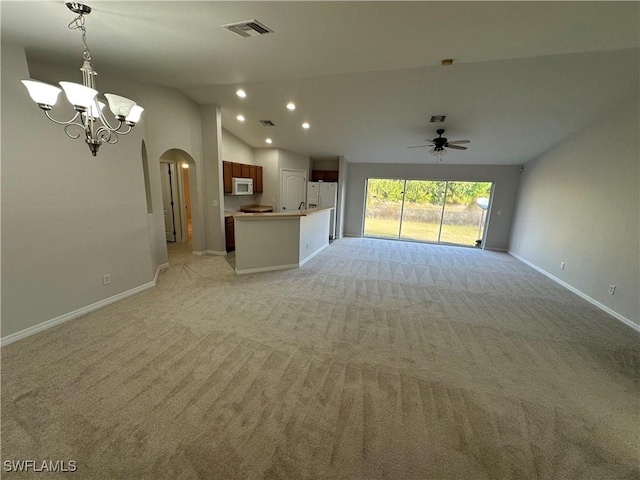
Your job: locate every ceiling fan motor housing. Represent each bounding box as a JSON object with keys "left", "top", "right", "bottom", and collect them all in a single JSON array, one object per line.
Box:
[{"left": 433, "top": 129, "right": 447, "bottom": 149}]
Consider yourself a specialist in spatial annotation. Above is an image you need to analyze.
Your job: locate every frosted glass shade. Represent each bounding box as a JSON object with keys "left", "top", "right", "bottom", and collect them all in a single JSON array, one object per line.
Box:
[
  {"left": 21, "top": 80, "right": 62, "bottom": 106},
  {"left": 59, "top": 81, "right": 98, "bottom": 109},
  {"left": 125, "top": 105, "right": 144, "bottom": 124},
  {"left": 85, "top": 101, "right": 106, "bottom": 119},
  {"left": 104, "top": 93, "right": 136, "bottom": 118}
]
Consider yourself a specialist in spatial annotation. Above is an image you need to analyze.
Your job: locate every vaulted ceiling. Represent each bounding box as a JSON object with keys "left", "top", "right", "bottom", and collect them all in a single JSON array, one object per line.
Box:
[{"left": 2, "top": 1, "right": 639, "bottom": 164}]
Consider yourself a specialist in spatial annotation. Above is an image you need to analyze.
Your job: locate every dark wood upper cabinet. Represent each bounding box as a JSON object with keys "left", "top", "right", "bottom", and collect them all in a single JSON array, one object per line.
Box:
[
  {"left": 222, "top": 161, "right": 264, "bottom": 195},
  {"left": 312, "top": 170, "right": 338, "bottom": 182},
  {"left": 223, "top": 161, "right": 232, "bottom": 194},
  {"left": 324, "top": 170, "right": 339, "bottom": 182},
  {"left": 256, "top": 166, "right": 263, "bottom": 193}
]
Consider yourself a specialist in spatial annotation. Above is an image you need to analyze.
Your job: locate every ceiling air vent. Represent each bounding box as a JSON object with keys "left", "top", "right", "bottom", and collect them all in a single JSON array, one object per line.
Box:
[
  {"left": 259, "top": 120, "right": 275, "bottom": 126},
  {"left": 430, "top": 115, "right": 446, "bottom": 123},
  {"left": 223, "top": 20, "right": 273, "bottom": 38}
]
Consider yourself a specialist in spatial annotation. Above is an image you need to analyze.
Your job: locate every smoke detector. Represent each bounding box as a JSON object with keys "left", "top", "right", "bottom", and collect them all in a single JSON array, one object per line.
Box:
[{"left": 223, "top": 20, "right": 273, "bottom": 38}]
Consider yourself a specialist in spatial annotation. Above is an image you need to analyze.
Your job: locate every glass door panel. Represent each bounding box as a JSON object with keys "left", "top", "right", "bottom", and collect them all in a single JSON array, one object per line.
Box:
[
  {"left": 363, "top": 179, "right": 404, "bottom": 239},
  {"left": 400, "top": 180, "right": 445, "bottom": 243},
  {"left": 439, "top": 181, "right": 493, "bottom": 246}
]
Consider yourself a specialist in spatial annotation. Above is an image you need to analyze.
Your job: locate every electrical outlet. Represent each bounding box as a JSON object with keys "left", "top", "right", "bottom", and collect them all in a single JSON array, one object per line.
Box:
[
  {"left": 103, "top": 274, "right": 111, "bottom": 285},
  {"left": 560, "top": 262, "right": 565, "bottom": 270},
  {"left": 609, "top": 285, "right": 616, "bottom": 295}
]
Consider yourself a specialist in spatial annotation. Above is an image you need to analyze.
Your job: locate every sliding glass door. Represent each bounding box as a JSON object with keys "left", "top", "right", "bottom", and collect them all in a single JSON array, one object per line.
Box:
[{"left": 364, "top": 179, "right": 492, "bottom": 247}]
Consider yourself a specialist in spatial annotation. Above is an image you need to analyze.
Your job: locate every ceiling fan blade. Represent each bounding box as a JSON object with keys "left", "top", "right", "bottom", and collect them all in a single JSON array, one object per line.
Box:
[
  {"left": 407, "top": 145, "right": 429, "bottom": 149},
  {"left": 446, "top": 144, "right": 468, "bottom": 150},
  {"left": 447, "top": 140, "right": 470, "bottom": 144}
]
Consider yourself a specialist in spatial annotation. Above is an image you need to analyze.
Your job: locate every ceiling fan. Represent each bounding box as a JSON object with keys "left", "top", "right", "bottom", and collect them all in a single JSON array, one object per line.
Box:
[{"left": 408, "top": 129, "right": 470, "bottom": 158}]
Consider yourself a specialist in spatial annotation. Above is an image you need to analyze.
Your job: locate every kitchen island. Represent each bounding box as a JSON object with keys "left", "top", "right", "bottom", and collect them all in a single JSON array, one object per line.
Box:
[{"left": 232, "top": 207, "right": 333, "bottom": 274}]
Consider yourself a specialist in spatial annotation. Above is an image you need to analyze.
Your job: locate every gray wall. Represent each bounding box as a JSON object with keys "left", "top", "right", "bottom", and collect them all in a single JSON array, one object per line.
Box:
[
  {"left": 509, "top": 99, "right": 639, "bottom": 327},
  {"left": 2, "top": 43, "right": 152, "bottom": 337},
  {"left": 2, "top": 43, "right": 207, "bottom": 339},
  {"left": 344, "top": 163, "right": 522, "bottom": 250}
]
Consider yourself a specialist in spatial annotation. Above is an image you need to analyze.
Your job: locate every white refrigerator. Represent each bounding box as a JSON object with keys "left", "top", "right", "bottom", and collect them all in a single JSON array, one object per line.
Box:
[{"left": 308, "top": 181, "right": 338, "bottom": 239}]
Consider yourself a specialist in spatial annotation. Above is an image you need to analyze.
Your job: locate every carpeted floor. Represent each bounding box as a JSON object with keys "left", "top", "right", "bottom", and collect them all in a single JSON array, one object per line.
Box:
[{"left": 2, "top": 238, "right": 638, "bottom": 479}]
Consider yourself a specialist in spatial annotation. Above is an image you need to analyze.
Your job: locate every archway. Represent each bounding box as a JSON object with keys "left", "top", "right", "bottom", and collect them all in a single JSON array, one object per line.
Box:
[{"left": 158, "top": 148, "right": 202, "bottom": 252}]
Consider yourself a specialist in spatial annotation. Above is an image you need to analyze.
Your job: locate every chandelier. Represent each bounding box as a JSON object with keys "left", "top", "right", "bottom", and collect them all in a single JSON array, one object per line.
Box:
[{"left": 21, "top": 3, "right": 143, "bottom": 156}]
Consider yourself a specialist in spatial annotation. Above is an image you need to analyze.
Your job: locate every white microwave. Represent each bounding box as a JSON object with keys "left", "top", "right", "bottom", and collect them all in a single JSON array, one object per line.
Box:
[{"left": 232, "top": 177, "right": 253, "bottom": 195}]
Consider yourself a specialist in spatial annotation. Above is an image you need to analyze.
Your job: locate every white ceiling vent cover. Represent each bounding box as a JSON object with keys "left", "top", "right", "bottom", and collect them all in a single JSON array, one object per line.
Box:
[{"left": 223, "top": 20, "right": 273, "bottom": 38}]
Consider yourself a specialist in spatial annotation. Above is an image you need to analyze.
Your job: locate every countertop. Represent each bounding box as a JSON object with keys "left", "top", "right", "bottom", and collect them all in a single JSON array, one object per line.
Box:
[
  {"left": 233, "top": 206, "right": 333, "bottom": 219},
  {"left": 225, "top": 205, "right": 274, "bottom": 217}
]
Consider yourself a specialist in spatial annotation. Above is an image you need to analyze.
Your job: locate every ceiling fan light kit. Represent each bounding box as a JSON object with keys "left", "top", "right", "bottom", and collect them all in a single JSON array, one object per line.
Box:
[
  {"left": 21, "top": 3, "right": 143, "bottom": 156},
  {"left": 407, "top": 128, "right": 470, "bottom": 162}
]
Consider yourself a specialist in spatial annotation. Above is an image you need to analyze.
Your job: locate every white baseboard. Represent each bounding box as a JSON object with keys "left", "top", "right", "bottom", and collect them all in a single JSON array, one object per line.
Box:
[
  {"left": 205, "top": 250, "right": 227, "bottom": 256},
  {"left": 1, "top": 264, "right": 166, "bottom": 347},
  {"left": 192, "top": 251, "right": 206, "bottom": 256},
  {"left": 299, "top": 243, "right": 329, "bottom": 267},
  {"left": 509, "top": 251, "right": 640, "bottom": 333},
  {"left": 235, "top": 263, "right": 299, "bottom": 275}
]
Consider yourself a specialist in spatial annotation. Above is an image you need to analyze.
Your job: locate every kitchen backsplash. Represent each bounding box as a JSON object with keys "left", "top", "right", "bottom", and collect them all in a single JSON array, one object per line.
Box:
[{"left": 224, "top": 193, "right": 265, "bottom": 212}]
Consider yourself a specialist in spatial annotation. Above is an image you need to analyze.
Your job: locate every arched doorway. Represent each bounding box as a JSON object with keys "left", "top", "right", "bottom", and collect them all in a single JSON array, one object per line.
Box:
[{"left": 158, "top": 149, "right": 201, "bottom": 250}]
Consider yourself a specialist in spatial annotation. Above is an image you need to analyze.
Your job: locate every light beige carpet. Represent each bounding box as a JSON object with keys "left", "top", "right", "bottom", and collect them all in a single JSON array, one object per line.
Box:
[{"left": 2, "top": 238, "right": 638, "bottom": 479}]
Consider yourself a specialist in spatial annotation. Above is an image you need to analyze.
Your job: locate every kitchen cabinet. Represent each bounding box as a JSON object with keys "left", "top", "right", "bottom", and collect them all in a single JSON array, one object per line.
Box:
[
  {"left": 225, "top": 216, "right": 235, "bottom": 251},
  {"left": 223, "top": 162, "right": 232, "bottom": 194},
  {"left": 311, "top": 170, "right": 338, "bottom": 182},
  {"left": 223, "top": 161, "right": 264, "bottom": 195},
  {"left": 256, "top": 166, "right": 263, "bottom": 193}
]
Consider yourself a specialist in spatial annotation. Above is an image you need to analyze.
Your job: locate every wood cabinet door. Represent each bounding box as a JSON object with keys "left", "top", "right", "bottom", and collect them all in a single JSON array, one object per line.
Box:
[
  {"left": 232, "top": 162, "right": 242, "bottom": 178},
  {"left": 312, "top": 170, "right": 326, "bottom": 181},
  {"left": 223, "top": 161, "right": 232, "bottom": 194},
  {"left": 241, "top": 164, "right": 250, "bottom": 178},
  {"left": 256, "top": 166, "right": 263, "bottom": 193},
  {"left": 225, "top": 217, "right": 235, "bottom": 251},
  {"left": 325, "top": 170, "right": 339, "bottom": 182},
  {"left": 250, "top": 165, "right": 257, "bottom": 186}
]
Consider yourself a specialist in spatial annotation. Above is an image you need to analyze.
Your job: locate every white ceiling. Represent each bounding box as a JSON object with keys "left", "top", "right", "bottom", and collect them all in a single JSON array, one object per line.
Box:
[{"left": 2, "top": 1, "right": 639, "bottom": 164}]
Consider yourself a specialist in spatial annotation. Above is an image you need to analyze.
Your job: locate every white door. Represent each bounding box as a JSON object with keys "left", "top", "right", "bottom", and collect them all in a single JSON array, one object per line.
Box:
[
  {"left": 280, "top": 169, "right": 307, "bottom": 212},
  {"left": 160, "top": 162, "right": 177, "bottom": 242}
]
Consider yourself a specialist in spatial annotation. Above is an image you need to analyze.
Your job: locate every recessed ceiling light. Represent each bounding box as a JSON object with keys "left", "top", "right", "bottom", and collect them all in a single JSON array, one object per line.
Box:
[
  {"left": 302, "top": 122, "right": 310, "bottom": 129},
  {"left": 236, "top": 115, "right": 245, "bottom": 122},
  {"left": 286, "top": 102, "right": 296, "bottom": 111},
  {"left": 236, "top": 89, "right": 247, "bottom": 98},
  {"left": 265, "top": 138, "right": 273, "bottom": 144}
]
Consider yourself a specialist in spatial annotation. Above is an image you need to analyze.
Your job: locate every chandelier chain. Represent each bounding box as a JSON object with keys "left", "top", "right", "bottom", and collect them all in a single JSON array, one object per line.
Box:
[{"left": 68, "top": 13, "right": 92, "bottom": 62}]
